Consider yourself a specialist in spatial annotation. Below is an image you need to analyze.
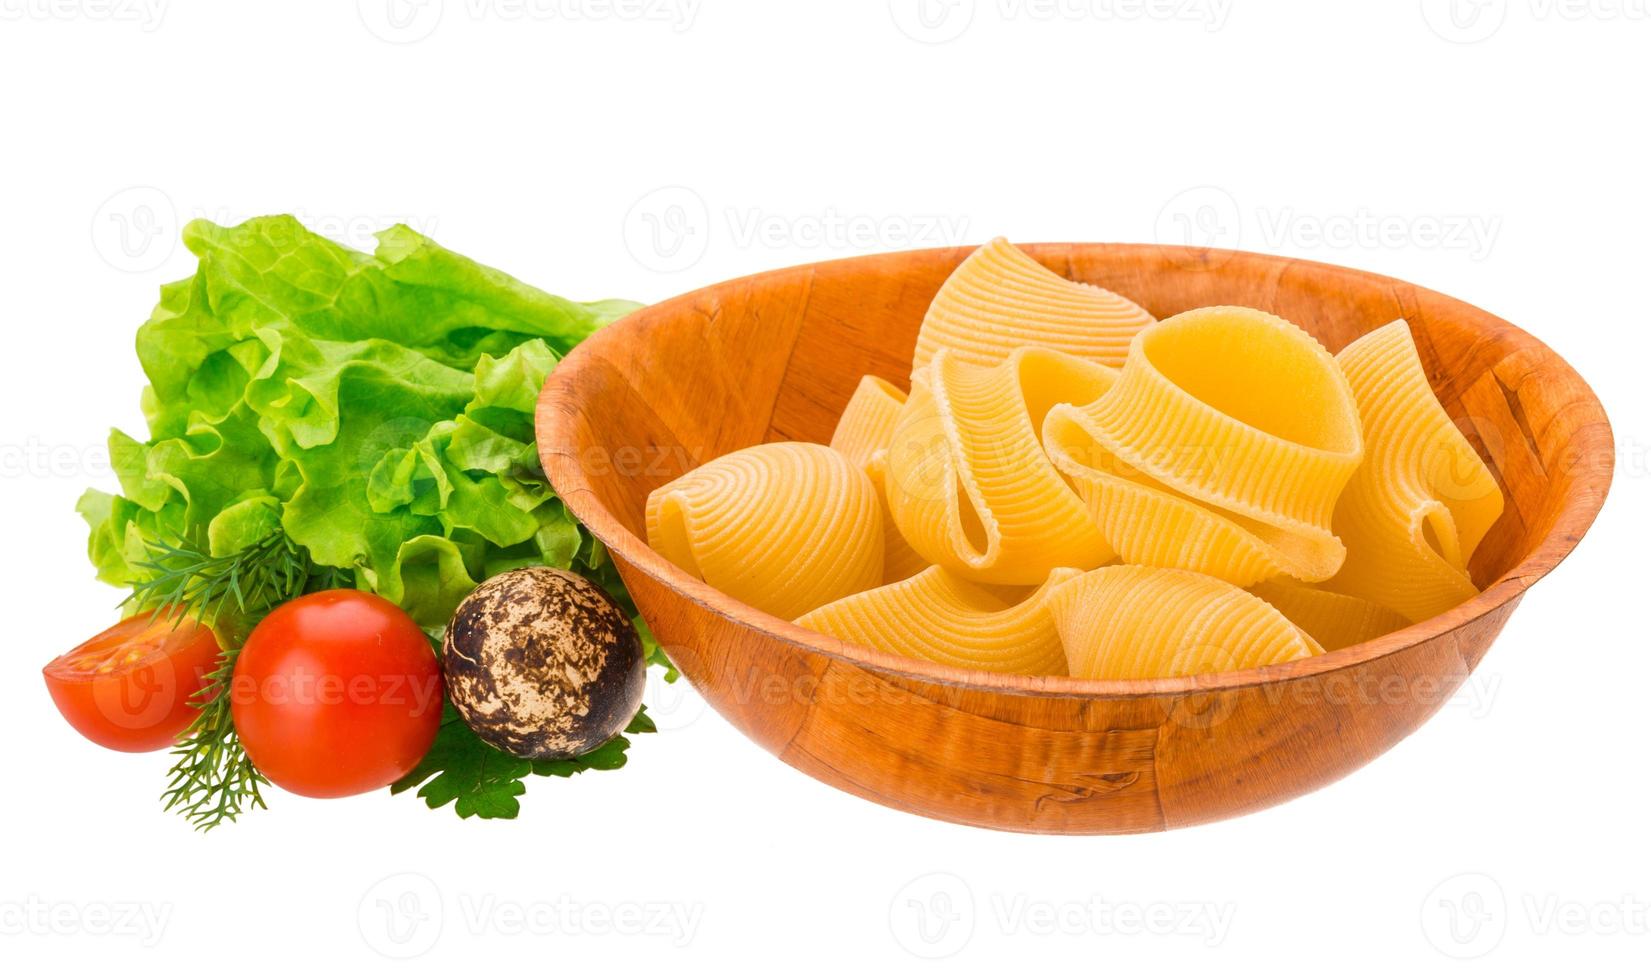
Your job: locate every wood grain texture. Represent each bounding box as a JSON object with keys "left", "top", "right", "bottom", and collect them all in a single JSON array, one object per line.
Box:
[{"left": 537, "top": 244, "right": 1613, "bottom": 834}]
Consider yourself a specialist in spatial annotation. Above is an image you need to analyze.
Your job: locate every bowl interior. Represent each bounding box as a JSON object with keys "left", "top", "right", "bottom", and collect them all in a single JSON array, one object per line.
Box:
[{"left": 540, "top": 243, "right": 1612, "bottom": 693}]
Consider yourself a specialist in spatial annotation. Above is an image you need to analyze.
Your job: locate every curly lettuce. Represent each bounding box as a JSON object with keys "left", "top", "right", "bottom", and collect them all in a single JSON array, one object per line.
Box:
[{"left": 79, "top": 215, "right": 639, "bottom": 633}]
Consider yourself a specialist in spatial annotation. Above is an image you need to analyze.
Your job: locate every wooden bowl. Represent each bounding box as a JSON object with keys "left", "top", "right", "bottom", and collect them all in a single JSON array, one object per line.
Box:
[{"left": 536, "top": 244, "right": 1612, "bottom": 834}]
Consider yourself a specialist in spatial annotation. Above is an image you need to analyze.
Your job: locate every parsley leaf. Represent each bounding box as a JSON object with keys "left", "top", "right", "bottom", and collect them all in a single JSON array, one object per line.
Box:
[{"left": 391, "top": 704, "right": 644, "bottom": 820}]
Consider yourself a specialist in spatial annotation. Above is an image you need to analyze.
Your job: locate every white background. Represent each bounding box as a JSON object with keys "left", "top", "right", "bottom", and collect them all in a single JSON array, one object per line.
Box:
[{"left": 2, "top": 0, "right": 1646, "bottom": 974}]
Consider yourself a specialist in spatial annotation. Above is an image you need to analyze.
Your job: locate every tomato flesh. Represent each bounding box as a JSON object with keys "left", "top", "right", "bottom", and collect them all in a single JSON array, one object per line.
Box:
[
  {"left": 44, "top": 611, "right": 223, "bottom": 752},
  {"left": 231, "top": 590, "right": 442, "bottom": 799}
]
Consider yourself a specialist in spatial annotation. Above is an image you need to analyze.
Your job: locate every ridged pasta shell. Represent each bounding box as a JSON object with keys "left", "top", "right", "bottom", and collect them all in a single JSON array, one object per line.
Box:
[
  {"left": 798, "top": 566, "right": 1079, "bottom": 675},
  {"left": 1049, "top": 566, "right": 1322, "bottom": 680},
  {"left": 646, "top": 442, "right": 884, "bottom": 620},
  {"left": 913, "top": 238, "right": 1155, "bottom": 371},
  {"left": 1324, "top": 320, "right": 1505, "bottom": 621}
]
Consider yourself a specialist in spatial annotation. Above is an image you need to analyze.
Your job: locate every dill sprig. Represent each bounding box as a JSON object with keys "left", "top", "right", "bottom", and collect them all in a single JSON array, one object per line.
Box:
[
  {"left": 161, "top": 648, "right": 267, "bottom": 830},
  {"left": 129, "top": 533, "right": 343, "bottom": 627},
  {"left": 131, "top": 531, "right": 349, "bottom": 831}
]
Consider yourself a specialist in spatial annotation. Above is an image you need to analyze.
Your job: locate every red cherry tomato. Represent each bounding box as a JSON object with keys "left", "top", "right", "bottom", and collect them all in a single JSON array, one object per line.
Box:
[
  {"left": 44, "top": 611, "right": 223, "bottom": 753},
  {"left": 231, "top": 590, "right": 442, "bottom": 799}
]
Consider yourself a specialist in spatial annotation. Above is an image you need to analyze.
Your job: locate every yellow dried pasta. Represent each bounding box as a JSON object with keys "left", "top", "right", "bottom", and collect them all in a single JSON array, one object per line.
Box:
[
  {"left": 641, "top": 245, "right": 1504, "bottom": 682},
  {"left": 913, "top": 237, "right": 1155, "bottom": 371},
  {"left": 1047, "top": 401, "right": 1339, "bottom": 586},
  {"left": 797, "top": 566, "right": 1080, "bottom": 675},
  {"left": 1060, "top": 306, "right": 1364, "bottom": 585},
  {"left": 829, "top": 376, "right": 905, "bottom": 470},
  {"left": 884, "top": 347, "right": 1115, "bottom": 585},
  {"left": 1049, "top": 566, "right": 1323, "bottom": 681},
  {"left": 645, "top": 442, "right": 883, "bottom": 620},
  {"left": 1325, "top": 320, "right": 1504, "bottom": 622},
  {"left": 1249, "top": 579, "right": 1410, "bottom": 651},
  {"left": 828, "top": 376, "right": 930, "bottom": 583}
]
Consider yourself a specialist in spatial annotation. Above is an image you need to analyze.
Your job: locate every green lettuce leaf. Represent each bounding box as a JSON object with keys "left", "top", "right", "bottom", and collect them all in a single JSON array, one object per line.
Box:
[{"left": 83, "top": 215, "right": 641, "bottom": 632}]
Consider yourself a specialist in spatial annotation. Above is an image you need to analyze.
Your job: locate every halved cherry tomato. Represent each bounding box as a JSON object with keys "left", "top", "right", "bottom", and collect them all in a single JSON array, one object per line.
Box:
[
  {"left": 44, "top": 611, "right": 223, "bottom": 752},
  {"left": 231, "top": 590, "right": 443, "bottom": 799}
]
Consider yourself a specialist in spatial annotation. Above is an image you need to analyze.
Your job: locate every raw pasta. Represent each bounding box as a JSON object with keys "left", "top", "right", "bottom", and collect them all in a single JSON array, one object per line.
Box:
[
  {"left": 1072, "top": 306, "right": 1363, "bottom": 578},
  {"left": 1048, "top": 566, "right": 1323, "bottom": 680},
  {"left": 1041, "top": 306, "right": 1363, "bottom": 586},
  {"left": 884, "top": 346, "right": 1115, "bottom": 584},
  {"left": 798, "top": 566, "right": 1078, "bottom": 675},
  {"left": 645, "top": 442, "right": 883, "bottom": 619},
  {"left": 645, "top": 240, "right": 1505, "bottom": 682},
  {"left": 1248, "top": 579, "right": 1410, "bottom": 651},
  {"left": 912, "top": 237, "right": 1155, "bottom": 371},
  {"left": 828, "top": 376, "right": 930, "bottom": 583},
  {"left": 1324, "top": 320, "right": 1504, "bottom": 622}
]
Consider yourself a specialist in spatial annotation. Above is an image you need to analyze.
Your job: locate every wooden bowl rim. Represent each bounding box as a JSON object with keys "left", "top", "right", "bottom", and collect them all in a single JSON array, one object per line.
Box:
[{"left": 539, "top": 243, "right": 1615, "bottom": 698}]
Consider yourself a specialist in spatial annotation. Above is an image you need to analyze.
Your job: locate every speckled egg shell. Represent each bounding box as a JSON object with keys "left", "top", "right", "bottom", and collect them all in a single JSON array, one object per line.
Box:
[{"left": 443, "top": 566, "right": 645, "bottom": 759}]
